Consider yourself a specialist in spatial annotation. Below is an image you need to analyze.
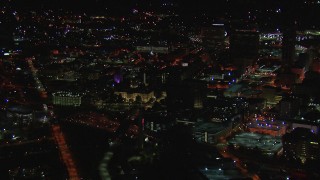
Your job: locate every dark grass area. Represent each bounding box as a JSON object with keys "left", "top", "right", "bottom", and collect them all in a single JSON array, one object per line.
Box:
[
  {"left": 61, "top": 122, "right": 111, "bottom": 180},
  {"left": 0, "top": 139, "right": 67, "bottom": 179}
]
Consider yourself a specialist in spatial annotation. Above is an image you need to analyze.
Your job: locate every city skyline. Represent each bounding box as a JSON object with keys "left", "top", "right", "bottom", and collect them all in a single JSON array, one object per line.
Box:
[{"left": 1, "top": 0, "right": 320, "bottom": 179}]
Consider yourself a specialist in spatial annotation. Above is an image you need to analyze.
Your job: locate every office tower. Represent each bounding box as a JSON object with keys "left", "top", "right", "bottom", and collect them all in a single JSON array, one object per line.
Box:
[
  {"left": 230, "top": 29, "right": 259, "bottom": 70},
  {"left": 279, "top": 97, "right": 300, "bottom": 119},
  {"left": 283, "top": 127, "right": 320, "bottom": 164},
  {"left": 282, "top": 28, "right": 296, "bottom": 67},
  {"left": 201, "top": 24, "right": 226, "bottom": 53},
  {"left": 166, "top": 79, "right": 206, "bottom": 111},
  {"left": 280, "top": 0, "right": 299, "bottom": 68}
]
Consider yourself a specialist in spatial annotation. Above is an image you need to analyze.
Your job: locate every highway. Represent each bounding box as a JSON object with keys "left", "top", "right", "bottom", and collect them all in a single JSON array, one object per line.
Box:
[
  {"left": 26, "top": 56, "right": 81, "bottom": 179},
  {"left": 216, "top": 136, "right": 260, "bottom": 180},
  {"left": 52, "top": 125, "right": 80, "bottom": 180}
]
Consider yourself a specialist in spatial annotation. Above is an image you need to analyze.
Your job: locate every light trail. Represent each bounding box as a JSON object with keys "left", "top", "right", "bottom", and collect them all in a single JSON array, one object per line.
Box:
[{"left": 52, "top": 125, "right": 80, "bottom": 180}]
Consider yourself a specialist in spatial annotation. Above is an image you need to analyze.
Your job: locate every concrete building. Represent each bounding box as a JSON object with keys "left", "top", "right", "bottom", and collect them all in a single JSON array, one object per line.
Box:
[
  {"left": 193, "top": 122, "right": 235, "bottom": 144},
  {"left": 115, "top": 89, "right": 155, "bottom": 103},
  {"left": 228, "top": 132, "right": 283, "bottom": 157},
  {"left": 6, "top": 105, "right": 34, "bottom": 126}
]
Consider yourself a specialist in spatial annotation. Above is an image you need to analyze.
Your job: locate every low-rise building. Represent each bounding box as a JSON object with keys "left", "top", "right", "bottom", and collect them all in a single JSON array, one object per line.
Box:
[
  {"left": 115, "top": 89, "right": 155, "bottom": 103},
  {"left": 52, "top": 91, "right": 82, "bottom": 106}
]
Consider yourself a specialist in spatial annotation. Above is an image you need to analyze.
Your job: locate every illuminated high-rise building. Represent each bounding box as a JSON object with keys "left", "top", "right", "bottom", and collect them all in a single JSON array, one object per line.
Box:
[
  {"left": 194, "top": 88, "right": 203, "bottom": 109},
  {"left": 282, "top": 128, "right": 320, "bottom": 164}
]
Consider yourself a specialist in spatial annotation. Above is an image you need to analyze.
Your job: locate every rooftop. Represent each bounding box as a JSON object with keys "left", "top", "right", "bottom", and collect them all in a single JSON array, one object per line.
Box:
[
  {"left": 194, "top": 122, "right": 226, "bottom": 134},
  {"left": 228, "top": 132, "right": 283, "bottom": 155}
]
